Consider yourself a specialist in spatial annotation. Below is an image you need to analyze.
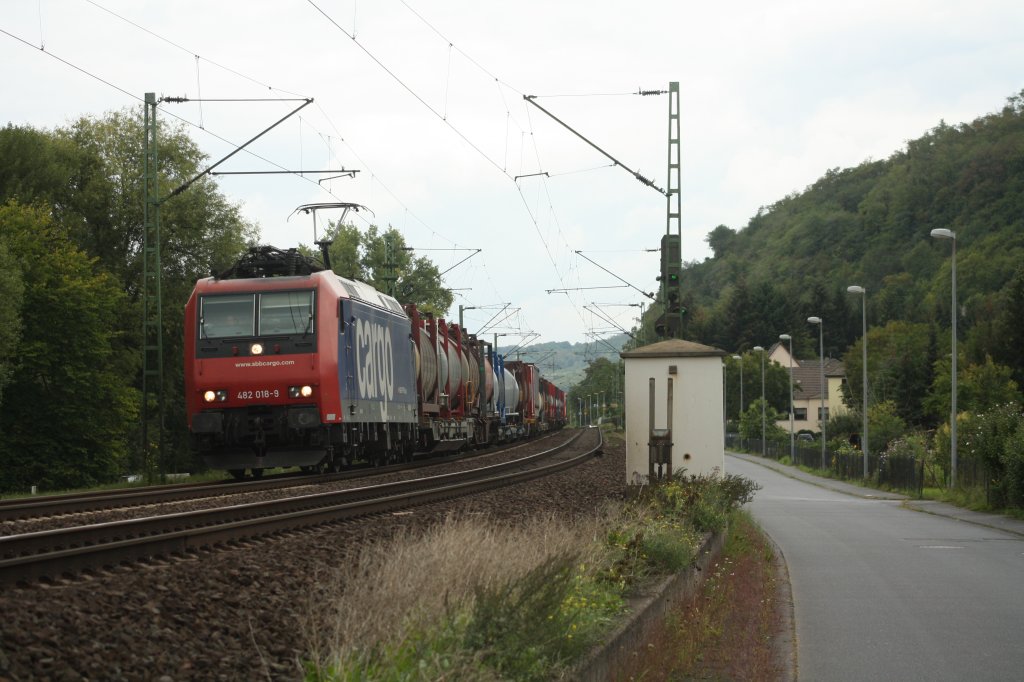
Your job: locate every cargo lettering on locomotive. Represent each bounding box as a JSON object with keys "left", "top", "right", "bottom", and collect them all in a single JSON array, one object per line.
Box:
[
  {"left": 355, "top": 317, "right": 394, "bottom": 420},
  {"left": 339, "top": 297, "right": 418, "bottom": 426}
]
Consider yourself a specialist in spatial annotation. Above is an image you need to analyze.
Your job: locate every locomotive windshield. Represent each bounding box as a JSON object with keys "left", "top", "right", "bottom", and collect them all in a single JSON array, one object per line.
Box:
[
  {"left": 199, "top": 290, "right": 315, "bottom": 340},
  {"left": 200, "top": 294, "right": 255, "bottom": 339},
  {"left": 258, "top": 291, "right": 315, "bottom": 336}
]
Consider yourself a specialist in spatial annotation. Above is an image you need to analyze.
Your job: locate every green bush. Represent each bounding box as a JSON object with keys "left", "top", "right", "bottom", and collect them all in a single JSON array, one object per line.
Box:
[
  {"left": 1001, "top": 421, "right": 1024, "bottom": 508},
  {"left": 641, "top": 524, "right": 695, "bottom": 573},
  {"left": 963, "top": 402, "right": 1022, "bottom": 505},
  {"left": 465, "top": 555, "right": 588, "bottom": 680},
  {"left": 647, "top": 472, "right": 760, "bottom": 533},
  {"left": 868, "top": 401, "right": 908, "bottom": 454}
]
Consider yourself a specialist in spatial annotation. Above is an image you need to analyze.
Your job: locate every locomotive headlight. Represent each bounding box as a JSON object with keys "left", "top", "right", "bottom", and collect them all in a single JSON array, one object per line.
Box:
[
  {"left": 203, "top": 389, "right": 228, "bottom": 403},
  {"left": 289, "top": 385, "right": 314, "bottom": 399},
  {"left": 203, "top": 390, "right": 216, "bottom": 403},
  {"left": 250, "top": 343, "right": 264, "bottom": 355}
]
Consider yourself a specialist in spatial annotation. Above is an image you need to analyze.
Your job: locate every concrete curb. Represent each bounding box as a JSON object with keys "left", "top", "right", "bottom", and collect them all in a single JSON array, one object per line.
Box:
[
  {"left": 763, "top": 525, "right": 798, "bottom": 681},
  {"left": 571, "top": 530, "right": 726, "bottom": 681}
]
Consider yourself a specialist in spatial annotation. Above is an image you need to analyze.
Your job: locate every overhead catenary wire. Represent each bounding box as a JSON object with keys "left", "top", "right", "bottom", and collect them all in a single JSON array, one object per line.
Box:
[
  {"left": 305, "top": 0, "right": 508, "bottom": 177},
  {"left": 84, "top": 0, "right": 307, "bottom": 99},
  {"left": 16, "top": 1, "right": 661, "bottom": 346},
  {"left": 305, "top": 0, "right": 637, "bottom": 339},
  {"left": 24, "top": 2, "right": 477, "bottom": 259},
  {"left": 4, "top": 5, "right": 532, "bottom": 337}
]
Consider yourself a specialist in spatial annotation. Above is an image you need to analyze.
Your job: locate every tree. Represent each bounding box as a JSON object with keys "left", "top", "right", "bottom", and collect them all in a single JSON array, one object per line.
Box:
[
  {"left": 867, "top": 401, "right": 907, "bottom": 454},
  {"left": 64, "top": 111, "right": 256, "bottom": 472},
  {"left": 0, "top": 202, "right": 138, "bottom": 492},
  {"left": 317, "top": 222, "right": 454, "bottom": 315},
  {"left": 705, "top": 224, "right": 736, "bottom": 258},
  {"left": 842, "top": 321, "right": 934, "bottom": 424},
  {"left": 926, "top": 355, "right": 1021, "bottom": 420},
  {"left": 0, "top": 238, "right": 24, "bottom": 406},
  {"left": 567, "top": 357, "right": 623, "bottom": 423},
  {"left": 739, "top": 398, "right": 786, "bottom": 441},
  {"left": 724, "top": 353, "right": 790, "bottom": 422},
  {"left": 1, "top": 112, "right": 258, "bottom": 473},
  {"left": 989, "top": 266, "right": 1024, "bottom": 387}
]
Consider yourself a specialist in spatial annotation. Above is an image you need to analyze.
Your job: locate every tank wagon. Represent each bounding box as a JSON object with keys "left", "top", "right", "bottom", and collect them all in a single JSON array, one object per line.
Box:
[{"left": 184, "top": 245, "right": 566, "bottom": 478}]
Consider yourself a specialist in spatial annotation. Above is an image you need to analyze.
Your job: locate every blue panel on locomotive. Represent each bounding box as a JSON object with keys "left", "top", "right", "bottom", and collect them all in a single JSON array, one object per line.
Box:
[{"left": 338, "top": 298, "right": 418, "bottom": 424}]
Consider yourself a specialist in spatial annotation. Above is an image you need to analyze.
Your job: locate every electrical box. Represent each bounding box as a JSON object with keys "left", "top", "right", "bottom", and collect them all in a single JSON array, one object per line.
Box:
[
  {"left": 649, "top": 427, "right": 673, "bottom": 481},
  {"left": 621, "top": 338, "right": 726, "bottom": 486}
]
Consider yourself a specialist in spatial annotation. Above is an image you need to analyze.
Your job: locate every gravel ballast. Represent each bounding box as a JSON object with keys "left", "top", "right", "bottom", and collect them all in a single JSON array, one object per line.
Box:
[{"left": 0, "top": 433, "right": 624, "bottom": 680}]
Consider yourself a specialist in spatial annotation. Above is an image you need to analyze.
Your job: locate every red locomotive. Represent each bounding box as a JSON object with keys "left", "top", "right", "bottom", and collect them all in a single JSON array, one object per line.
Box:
[{"left": 184, "top": 245, "right": 566, "bottom": 478}]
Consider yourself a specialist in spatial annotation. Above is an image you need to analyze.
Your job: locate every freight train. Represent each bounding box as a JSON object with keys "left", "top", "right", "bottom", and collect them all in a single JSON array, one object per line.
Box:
[{"left": 184, "top": 244, "right": 567, "bottom": 479}]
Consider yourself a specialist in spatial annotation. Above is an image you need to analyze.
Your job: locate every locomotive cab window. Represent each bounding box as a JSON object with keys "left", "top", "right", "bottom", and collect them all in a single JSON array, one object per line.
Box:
[
  {"left": 259, "top": 290, "right": 315, "bottom": 336},
  {"left": 200, "top": 294, "right": 255, "bottom": 339}
]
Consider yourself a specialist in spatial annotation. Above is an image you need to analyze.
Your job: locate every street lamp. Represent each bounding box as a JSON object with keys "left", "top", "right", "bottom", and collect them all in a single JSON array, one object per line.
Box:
[
  {"left": 753, "top": 345, "right": 765, "bottom": 455},
  {"left": 931, "top": 228, "right": 958, "bottom": 488},
  {"left": 779, "top": 334, "right": 795, "bottom": 461},
  {"left": 732, "top": 354, "right": 743, "bottom": 421},
  {"left": 723, "top": 362, "right": 728, "bottom": 444},
  {"left": 847, "top": 285, "right": 869, "bottom": 478},
  {"left": 808, "top": 316, "right": 826, "bottom": 470}
]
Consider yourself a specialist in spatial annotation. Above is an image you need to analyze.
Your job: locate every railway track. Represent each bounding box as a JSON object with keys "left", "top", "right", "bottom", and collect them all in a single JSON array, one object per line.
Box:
[
  {"left": 0, "top": 433, "right": 564, "bottom": 523},
  {"left": 0, "top": 427, "right": 601, "bottom": 586}
]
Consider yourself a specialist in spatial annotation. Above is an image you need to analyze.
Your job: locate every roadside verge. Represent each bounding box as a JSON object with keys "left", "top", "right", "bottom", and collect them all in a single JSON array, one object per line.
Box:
[{"left": 572, "top": 530, "right": 726, "bottom": 681}]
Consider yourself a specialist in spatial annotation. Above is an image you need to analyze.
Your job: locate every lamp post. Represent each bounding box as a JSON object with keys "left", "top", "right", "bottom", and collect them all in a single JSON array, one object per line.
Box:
[
  {"left": 847, "top": 285, "right": 869, "bottom": 478},
  {"left": 779, "top": 334, "right": 795, "bottom": 461},
  {"left": 732, "top": 354, "right": 743, "bottom": 421},
  {"left": 808, "top": 316, "right": 826, "bottom": 470},
  {"left": 723, "top": 362, "right": 728, "bottom": 444},
  {"left": 753, "top": 345, "right": 765, "bottom": 455},
  {"left": 931, "top": 228, "right": 958, "bottom": 488}
]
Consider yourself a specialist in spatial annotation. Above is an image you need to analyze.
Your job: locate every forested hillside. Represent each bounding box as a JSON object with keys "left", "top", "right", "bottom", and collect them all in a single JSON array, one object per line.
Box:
[
  {"left": 657, "top": 90, "right": 1024, "bottom": 428},
  {"left": 515, "top": 334, "right": 627, "bottom": 391}
]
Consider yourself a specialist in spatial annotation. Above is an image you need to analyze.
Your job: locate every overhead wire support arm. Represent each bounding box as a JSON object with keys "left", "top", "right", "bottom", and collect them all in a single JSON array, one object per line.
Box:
[
  {"left": 504, "top": 332, "right": 540, "bottom": 356},
  {"left": 546, "top": 284, "right": 629, "bottom": 294},
  {"left": 585, "top": 305, "right": 637, "bottom": 341},
  {"left": 401, "top": 247, "right": 482, "bottom": 277},
  {"left": 585, "top": 332, "right": 624, "bottom": 355},
  {"left": 575, "top": 250, "right": 656, "bottom": 300},
  {"left": 522, "top": 95, "right": 667, "bottom": 196},
  {"left": 210, "top": 169, "right": 358, "bottom": 176},
  {"left": 163, "top": 97, "right": 314, "bottom": 200},
  {"left": 478, "top": 305, "right": 520, "bottom": 335},
  {"left": 438, "top": 248, "right": 481, "bottom": 277}
]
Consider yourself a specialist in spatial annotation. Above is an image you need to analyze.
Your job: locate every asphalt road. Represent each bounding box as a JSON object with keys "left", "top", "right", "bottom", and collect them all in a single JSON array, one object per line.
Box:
[{"left": 727, "top": 453, "right": 1024, "bottom": 681}]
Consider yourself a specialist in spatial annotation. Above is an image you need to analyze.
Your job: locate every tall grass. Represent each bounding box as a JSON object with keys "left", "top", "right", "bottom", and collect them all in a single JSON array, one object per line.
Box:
[
  {"left": 302, "top": 511, "right": 620, "bottom": 680},
  {"left": 302, "top": 472, "right": 759, "bottom": 681}
]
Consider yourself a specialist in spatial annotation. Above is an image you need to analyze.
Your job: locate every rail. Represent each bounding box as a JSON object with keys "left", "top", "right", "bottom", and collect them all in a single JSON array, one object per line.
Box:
[
  {"left": 0, "top": 428, "right": 600, "bottom": 585},
  {"left": 0, "top": 432, "right": 567, "bottom": 522}
]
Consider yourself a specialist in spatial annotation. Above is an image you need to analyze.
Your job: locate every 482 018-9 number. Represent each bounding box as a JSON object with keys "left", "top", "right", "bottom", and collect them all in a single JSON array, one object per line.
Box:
[{"left": 237, "top": 389, "right": 280, "bottom": 400}]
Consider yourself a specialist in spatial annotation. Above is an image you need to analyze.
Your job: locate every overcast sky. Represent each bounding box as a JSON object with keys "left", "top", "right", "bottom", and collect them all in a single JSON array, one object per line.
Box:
[{"left": 3, "top": 1, "right": 1022, "bottom": 351}]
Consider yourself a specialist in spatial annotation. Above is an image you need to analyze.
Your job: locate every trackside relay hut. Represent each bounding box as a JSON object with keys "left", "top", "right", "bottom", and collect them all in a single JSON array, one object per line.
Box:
[{"left": 620, "top": 339, "right": 726, "bottom": 486}]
